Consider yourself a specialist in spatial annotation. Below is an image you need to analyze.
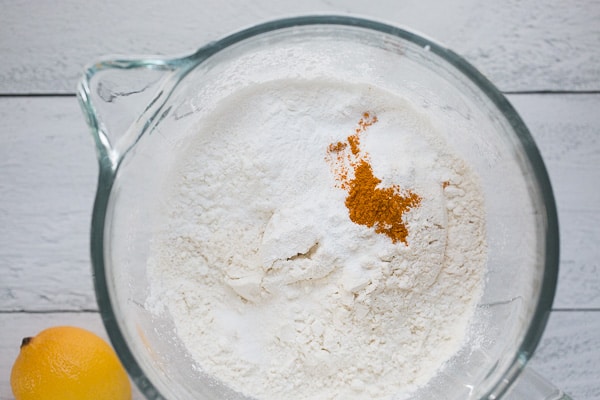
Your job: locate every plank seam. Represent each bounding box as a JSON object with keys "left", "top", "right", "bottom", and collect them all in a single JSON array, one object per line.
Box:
[
  {"left": 503, "top": 90, "right": 600, "bottom": 95},
  {"left": 0, "top": 309, "right": 99, "bottom": 314},
  {"left": 0, "top": 93, "right": 76, "bottom": 97}
]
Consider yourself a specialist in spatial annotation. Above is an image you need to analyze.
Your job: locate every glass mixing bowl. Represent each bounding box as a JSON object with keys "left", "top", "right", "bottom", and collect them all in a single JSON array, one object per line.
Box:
[{"left": 78, "top": 15, "right": 566, "bottom": 400}]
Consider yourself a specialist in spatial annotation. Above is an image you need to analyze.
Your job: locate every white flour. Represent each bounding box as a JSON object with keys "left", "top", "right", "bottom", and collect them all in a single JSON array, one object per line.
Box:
[{"left": 146, "top": 79, "right": 487, "bottom": 399}]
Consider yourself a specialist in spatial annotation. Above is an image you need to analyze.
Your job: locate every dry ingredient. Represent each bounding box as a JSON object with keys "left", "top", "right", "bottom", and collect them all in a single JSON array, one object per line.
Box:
[
  {"left": 147, "top": 79, "right": 487, "bottom": 400},
  {"left": 327, "top": 112, "right": 421, "bottom": 245}
]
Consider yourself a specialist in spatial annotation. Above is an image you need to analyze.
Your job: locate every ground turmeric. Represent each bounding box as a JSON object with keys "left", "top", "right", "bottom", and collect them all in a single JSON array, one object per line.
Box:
[{"left": 327, "top": 112, "right": 421, "bottom": 245}]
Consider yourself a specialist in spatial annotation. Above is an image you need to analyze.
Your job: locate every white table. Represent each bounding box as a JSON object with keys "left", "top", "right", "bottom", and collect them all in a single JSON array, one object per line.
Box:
[{"left": 1, "top": 1, "right": 599, "bottom": 399}]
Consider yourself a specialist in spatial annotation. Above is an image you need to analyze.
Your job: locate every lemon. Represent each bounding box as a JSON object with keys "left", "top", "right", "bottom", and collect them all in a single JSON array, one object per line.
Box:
[{"left": 10, "top": 326, "right": 132, "bottom": 400}]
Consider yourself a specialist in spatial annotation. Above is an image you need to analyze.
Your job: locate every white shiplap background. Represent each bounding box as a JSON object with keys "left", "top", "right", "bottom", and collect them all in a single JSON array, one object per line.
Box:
[{"left": 1, "top": 1, "right": 599, "bottom": 399}]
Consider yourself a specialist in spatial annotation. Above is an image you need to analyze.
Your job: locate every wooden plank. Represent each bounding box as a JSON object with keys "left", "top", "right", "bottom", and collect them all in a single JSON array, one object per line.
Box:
[
  {"left": 0, "top": 312, "right": 144, "bottom": 400},
  {"left": 528, "top": 311, "right": 600, "bottom": 400},
  {"left": 507, "top": 94, "right": 600, "bottom": 309},
  {"left": 0, "top": 97, "right": 98, "bottom": 312},
  {"left": 0, "top": 0, "right": 599, "bottom": 93},
  {"left": 0, "top": 94, "right": 598, "bottom": 312},
  {"left": 0, "top": 311, "right": 598, "bottom": 399}
]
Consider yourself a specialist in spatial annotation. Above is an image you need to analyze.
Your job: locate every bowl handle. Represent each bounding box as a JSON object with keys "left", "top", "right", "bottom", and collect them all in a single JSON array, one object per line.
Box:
[{"left": 77, "top": 57, "right": 185, "bottom": 171}]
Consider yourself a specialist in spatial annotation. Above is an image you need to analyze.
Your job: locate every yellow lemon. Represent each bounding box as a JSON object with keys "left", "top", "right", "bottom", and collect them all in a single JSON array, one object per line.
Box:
[{"left": 10, "top": 326, "right": 131, "bottom": 400}]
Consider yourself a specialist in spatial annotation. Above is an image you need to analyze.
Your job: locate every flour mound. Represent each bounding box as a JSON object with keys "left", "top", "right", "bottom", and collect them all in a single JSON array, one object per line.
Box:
[{"left": 147, "top": 80, "right": 487, "bottom": 400}]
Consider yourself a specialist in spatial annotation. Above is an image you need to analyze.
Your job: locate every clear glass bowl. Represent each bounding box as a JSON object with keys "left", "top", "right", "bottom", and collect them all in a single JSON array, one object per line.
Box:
[{"left": 78, "top": 15, "right": 563, "bottom": 400}]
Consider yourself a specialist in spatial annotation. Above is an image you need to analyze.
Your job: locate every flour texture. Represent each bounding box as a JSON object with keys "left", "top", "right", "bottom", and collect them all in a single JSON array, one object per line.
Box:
[{"left": 147, "top": 80, "right": 487, "bottom": 400}]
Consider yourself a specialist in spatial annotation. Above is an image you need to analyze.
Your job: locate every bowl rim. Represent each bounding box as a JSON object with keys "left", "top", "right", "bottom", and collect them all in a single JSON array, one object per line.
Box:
[{"left": 83, "top": 14, "right": 559, "bottom": 400}]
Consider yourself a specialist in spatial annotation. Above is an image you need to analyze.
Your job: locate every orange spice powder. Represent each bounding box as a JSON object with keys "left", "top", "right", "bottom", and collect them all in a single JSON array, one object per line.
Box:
[{"left": 326, "top": 112, "right": 421, "bottom": 245}]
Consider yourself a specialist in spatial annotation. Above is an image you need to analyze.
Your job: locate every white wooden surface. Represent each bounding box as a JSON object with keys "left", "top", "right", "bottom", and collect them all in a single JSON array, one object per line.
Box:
[
  {"left": 1, "top": 0, "right": 599, "bottom": 93},
  {"left": 1, "top": 1, "right": 599, "bottom": 399}
]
